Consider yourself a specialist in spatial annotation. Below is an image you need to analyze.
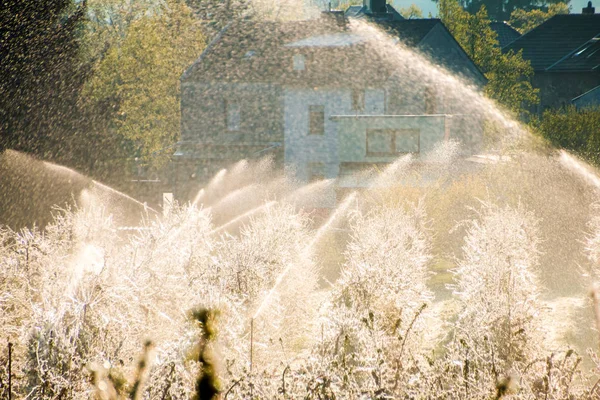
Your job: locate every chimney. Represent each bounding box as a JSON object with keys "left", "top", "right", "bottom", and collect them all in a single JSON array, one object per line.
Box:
[
  {"left": 583, "top": 1, "right": 595, "bottom": 14},
  {"left": 364, "top": 0, "right": 387, "bottom": 14}
]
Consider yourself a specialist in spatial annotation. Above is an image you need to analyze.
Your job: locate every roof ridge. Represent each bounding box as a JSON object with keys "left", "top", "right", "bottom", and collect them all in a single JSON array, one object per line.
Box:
[
  {"left": 181, "top": 22, "right": 233, "bottom": 81},
  {"left": 504, "top": 13, "right": 559, "bottom": 49},
  {"left": 572, "top": 84, "right": 600, "bottom": 102}
]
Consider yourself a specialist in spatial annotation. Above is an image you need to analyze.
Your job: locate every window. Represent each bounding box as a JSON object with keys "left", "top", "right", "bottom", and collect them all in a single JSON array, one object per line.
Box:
[
  {"left": 395, "top": 129, "right": 420, "bottom": 153},
  {"left": 424, "top": 87, "right": 436, "bottom": 114},
  {"left": 293, "top": 54, "right": 305, "bottom": 71},
  {"left": 367, "top": 130, "right": 394, "bottom": 155},
  {"left": 352, "top": 89, "right": 365, "bottom": 112},
  {"left": 225, "top": 101, "right": 240, "bottom": 131},
  {"left": 366, "top": 129, "right": 419, "bottom": 156},
  {"left": 309, "top": 105, "right": 325, "bottom": 135}
]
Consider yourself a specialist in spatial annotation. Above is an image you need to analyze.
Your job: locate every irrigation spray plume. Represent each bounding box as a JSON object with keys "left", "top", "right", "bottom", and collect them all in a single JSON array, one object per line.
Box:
[
  {"left": 42, "top": 160, "right": 86, "bottom": 179},
  {"left": 280, "top": 178, "right": 335, "bottom": 208},
  {"left": 91, "top": 180, "right": 158, "bottom": 214},
  {"left": 42, "top": 159, "right": 158, "bottom": 214},
  {"left": 207, "top": 184, "right": 260, "bottom": 217},
  {"left": 372, "top": 154, "right": 413, "bottom": 187},
  {"left": 348, "top": 19, "right": 529, "bottom": 147},
  {"left": 252, "top": 191, "right": 357, "bottom": 321},
  {"left": 192, "top": 168, "right": 228, "bottom": 207},
  {"left": 209, "top": 200, "right": 277, "bottom": 235},
  {"left": 559, "top": 150, "right": 600, "bottom": 190},
  {"left": 304, "top": 191, "right": 358, "bottom": 252},
  {"left": 192, "top": 188, "right": 206, "bottom": 207}
]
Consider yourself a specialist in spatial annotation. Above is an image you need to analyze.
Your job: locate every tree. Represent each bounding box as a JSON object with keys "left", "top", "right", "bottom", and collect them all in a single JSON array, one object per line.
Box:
[
  {"left": 459, "top": 0, "right": 569, "bottom": 22},
  {"left": 509, "top": 2, "right": 569, "bottom": 33},
  {"left": 186, "top": 0, "right": 250, "bottom": 34},
  {"left": 532, "top": 106, "right": 600, "bottom": 166},
  {"left": 84, "top": 0, "right": 205, "bottom": 172},
  {"left": 0, "top": 0, "right": 88, "bottom": 159},
  {"left": 439, "top": 0, "right": 539, "bottom": 113},
  {"left": 399, "top": 3, "right": 424, "bottom": 18}
]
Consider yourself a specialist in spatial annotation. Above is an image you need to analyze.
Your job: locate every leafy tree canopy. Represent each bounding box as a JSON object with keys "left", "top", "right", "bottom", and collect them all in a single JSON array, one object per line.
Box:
[
  {"left": 509, "top": 1, "right": 569, "bottom": 33},
  {"left": 399, "top": 4, "right": 424, "bottom": 18},
  {"left": 533, "top": 106, "right": 600, "bottom": 166},
  {"left": 83, "top": 0, "right": 206, "bottom": 170},
  {"left": 439, "top": 0, "right": 539, "bottom": 113},
  {"left": 458, "top": 0, "right": 569, "bottom": 22}
]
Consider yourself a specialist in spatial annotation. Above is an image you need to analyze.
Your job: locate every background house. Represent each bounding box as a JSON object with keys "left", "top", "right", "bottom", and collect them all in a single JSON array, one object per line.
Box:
[
  {"left": 503, "top": 2, "right": 600, "bottom": 114},
  {"left": 489, "top": 21, "right": 520, "bottom": 48},
  {"left": 172, "top": 0, "right": 487, "bottom": 202}
]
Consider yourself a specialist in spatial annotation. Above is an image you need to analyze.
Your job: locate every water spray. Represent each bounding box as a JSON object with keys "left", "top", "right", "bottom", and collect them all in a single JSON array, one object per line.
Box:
[
  {"left": 192, "top": 189, "right": 206, "bottom": 207},
  {"left": 193, "top": 168, "right": 228, "bottom": 207},
  {"left": 91, "top": 180, "right": 159, "bottom": 214},
  {"left": 559, "top": 150, "right": 600, "bottom": 190},
  {"left": 252, "top": 192, "right": 357, "bottom": 321},
  {"left": 209, "top": 201, "right": 277, "bottom": 235}
]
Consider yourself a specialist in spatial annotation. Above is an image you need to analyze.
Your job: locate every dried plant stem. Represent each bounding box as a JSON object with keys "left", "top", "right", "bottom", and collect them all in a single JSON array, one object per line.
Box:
[
  {"left": 592, "top": 286, "right": 600, "bottom": 352},
  {"left": 281, "top": 365, "right": 290, "bottom": 396},
  {"left": 130, "top": 340, "right": 154, "bottom": 400},
  {"left": 250, "top": 318, "right": 254, "bottom": 375},
  {"left": 224, "top": 378, "right": 242, "bottom": 400},
  {"left": 399, "top": 304, "right": 427, "bottom": 360},
  {"left": 8, "top": 342, "right": 12, "bottom": 400}
]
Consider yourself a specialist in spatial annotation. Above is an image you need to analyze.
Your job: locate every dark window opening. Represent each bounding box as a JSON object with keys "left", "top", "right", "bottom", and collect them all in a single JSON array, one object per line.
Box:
[
  {"left": 225, "top": 100, "right": 241, "bottom": 131},
  {"left": 352, "top": 89, "right": 365, "bottom": 112},
  {"left": 309, "top": 105, "right": 325, "bottom": 135},
  {"left": 366, "top": 129, "right": 420, "bottom": 156}
]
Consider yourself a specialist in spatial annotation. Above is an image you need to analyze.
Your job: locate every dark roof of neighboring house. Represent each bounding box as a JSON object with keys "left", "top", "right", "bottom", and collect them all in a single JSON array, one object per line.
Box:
[
  {"left": 572, "top": 84, "right": 600, "bottom": 107},
  {"left": 345, "top": 4, "right": 404, "bottom": 21},
  {"left": 490, "top": 21, "right": 520, "bottom": 48},
  {"left": 547, "top": 34, "right": 600, "bottom": 71},
  {"left": 503, "top": 14, "right": 600, "bottom": 70},
  {"left": 375, "top": 19, "right": 441, "bottom": 46}
]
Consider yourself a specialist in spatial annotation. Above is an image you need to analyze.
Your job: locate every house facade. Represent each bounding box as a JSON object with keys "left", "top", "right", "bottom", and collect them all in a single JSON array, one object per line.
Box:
[{"left": 172, "top": 1, "right": 487, "bottom": 201}]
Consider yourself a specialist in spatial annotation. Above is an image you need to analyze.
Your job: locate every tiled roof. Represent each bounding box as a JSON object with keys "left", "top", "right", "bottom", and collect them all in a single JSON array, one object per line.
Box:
[
  {"left": 181, "top": 16, "right": 485, "bottom": 86},
  {"left": 181, "top": 19, "right": 393, "bottom": 85},
  {"left": 572, "top": 84, "right": 600, "bottom": 107},
  {"left": 503, "top": 14, "right": 600, "bottom": 70},
  {"left": 490, "top": 21, "right": 520, "bottom": 48},
  {"left": 548, "top": 34, "right": 600, "bottom": 71},
  {"left": 375, "top": 19, "right": 440, "bottom": 46}
]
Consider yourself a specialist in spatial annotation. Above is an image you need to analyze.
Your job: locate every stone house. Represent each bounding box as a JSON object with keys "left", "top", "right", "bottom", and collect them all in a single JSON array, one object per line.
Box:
[
  {"left": 172, "top": 0, "right": 487, "bottom": 201},
  {"left": 503, "top": 2, "right": 600, "bottom": 114}
]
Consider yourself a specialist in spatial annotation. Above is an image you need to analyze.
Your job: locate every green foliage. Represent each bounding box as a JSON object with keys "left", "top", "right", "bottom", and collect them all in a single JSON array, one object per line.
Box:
[
  {"left": 186, "top": 0, "right": 250, "bottom": 33},
  {"left": 458, "top": 0, "right": 569, "bottom": 23},
  {"left": 533, "top": 106, "right": 600, "bottom": 166},
  {"left": 509, "top": 2, "right": 569, "bottom": 33},
  {"left": 84, "top": 0, "right": 205, "bottom": 169},
  {"left": 0, "top": 0, "right": 88, "bottom": 158},
  {"left": 439, "top": 0, "right": 539, "bottom": 114},
  {"left": 399, "top": 3, "right": 424, "bottom": 18}
]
